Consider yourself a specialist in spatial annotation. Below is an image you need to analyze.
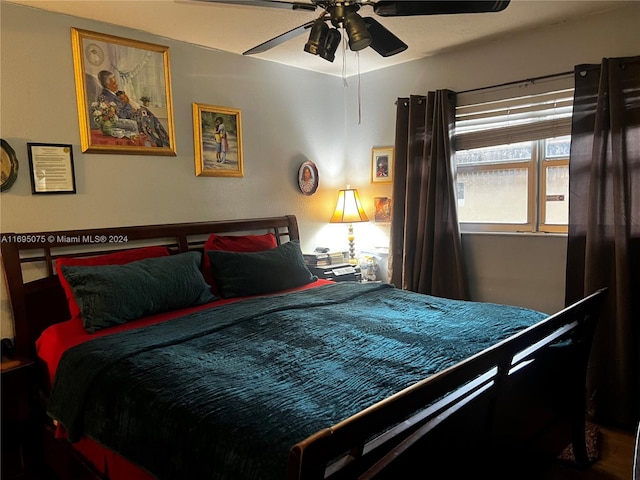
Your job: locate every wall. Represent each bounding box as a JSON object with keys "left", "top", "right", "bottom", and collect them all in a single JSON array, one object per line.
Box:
[
  {"left": 0, "top": 2, "right": 355, "bottom": 338},
  {"left": 1, "top": 3, "right": 638, "bottom": 338},
  {"left": 0, "top": 3, "right": 352, "bottom": 230},
  {"left": 342, "top": 2, "right": 639, "bottom": 313}
]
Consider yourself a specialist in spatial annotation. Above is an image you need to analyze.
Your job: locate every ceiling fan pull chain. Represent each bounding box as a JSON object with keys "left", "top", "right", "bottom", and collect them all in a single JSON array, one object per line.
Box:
[
  {"left": 357, "top": 51, "right": 362, "bottom": 125},
  {"left": 341, "top": 27, "right": 349, "bottom": 87}
]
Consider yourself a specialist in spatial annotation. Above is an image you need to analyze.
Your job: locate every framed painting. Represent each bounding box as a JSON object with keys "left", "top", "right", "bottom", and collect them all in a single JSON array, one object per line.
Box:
[
  {"left": 374, "top": 197, "right": 392, "bottom": 223},
  {"left": 193, "top": 103, "right": 244, "bottom": 178},
  {"left": 371, "top": 146, "right": 394, "bottom": 184},
  {"left": 71, "top": 28, "right": 176, "bottom": 155}
]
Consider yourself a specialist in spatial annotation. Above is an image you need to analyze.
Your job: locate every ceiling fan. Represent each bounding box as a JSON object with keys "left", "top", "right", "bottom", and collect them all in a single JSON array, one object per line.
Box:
[{"left": 195, "top": 1, "right": 511, "bottom": 62}]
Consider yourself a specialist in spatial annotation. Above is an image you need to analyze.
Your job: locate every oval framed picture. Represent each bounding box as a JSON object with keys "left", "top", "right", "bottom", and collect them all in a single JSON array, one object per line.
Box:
[
  {"left": 1, "top": 139, "right": 19, "bottom": 192},
  {"left": 298, "top": 161, "right": 319, "bottom": 196}
]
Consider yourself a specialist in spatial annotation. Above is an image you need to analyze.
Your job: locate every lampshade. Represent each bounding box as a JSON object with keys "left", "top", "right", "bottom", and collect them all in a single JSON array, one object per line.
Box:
[
  {"left": 330, "top": 187, "right": 368, "bottom": 264},
  {"left": 330, "top": 187, "right": 369, "bottom": 224}
]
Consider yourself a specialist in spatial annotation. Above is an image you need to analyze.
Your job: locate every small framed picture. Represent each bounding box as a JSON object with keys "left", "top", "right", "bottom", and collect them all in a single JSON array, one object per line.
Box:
[
  {"left": 298, "top": 161, "right": 319, "bottom": 195},
  {"left": 374, "top": 197, "right": 392, "bottom": 223},
  {"left": 371, "top": 147, "right": 393, "bottom": 184},
  {"left": 193, "top": 103, "right": 243, "bottom": 177},
  {"left": 27, "top": 143, "right": 76, "bottom": 194}
]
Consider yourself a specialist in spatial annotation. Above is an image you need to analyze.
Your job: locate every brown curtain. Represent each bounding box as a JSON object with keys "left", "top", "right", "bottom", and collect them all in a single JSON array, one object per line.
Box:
[
  {"left": 389, "top": 91, "right": 468, "bottom": 300},
  {"left": 565, "top": 56, "right": 640, "bottom": 430}
]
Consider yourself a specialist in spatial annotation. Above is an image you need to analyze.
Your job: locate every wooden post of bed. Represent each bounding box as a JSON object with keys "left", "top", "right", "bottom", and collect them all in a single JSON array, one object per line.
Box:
[{"left": 1, "top": 239, "right": 32, "bottom": 357}]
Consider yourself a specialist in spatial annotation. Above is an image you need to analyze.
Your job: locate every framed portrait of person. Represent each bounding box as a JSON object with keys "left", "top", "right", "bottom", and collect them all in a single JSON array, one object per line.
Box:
[
  {"left": 371, "top": 146, "right": 394, "bottom": 184},
  {"left": 71, "top": 28, "right": 176, "bottom": 155},
  {"left": 193, "top": 103, "right": 244, "bottom": 178},
  {"left": 297, "top": 161, "right": 319, "bottom": 196}
]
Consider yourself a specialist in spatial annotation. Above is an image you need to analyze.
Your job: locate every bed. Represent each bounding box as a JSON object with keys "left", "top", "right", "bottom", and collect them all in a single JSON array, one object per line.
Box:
[{"left": 0, "top": 215, "right": 607, "bottom": 480}]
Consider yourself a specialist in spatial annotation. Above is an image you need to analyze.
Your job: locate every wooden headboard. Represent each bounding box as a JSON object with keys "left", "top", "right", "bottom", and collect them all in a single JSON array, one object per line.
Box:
[{"left": 1, "top": 215, "right": 300, "bottom": 357}]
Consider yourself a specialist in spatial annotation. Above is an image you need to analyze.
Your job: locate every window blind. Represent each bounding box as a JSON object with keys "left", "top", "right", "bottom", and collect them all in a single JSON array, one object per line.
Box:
[{"left": 454, "top": 76, "right": 575, "bottom": 151}]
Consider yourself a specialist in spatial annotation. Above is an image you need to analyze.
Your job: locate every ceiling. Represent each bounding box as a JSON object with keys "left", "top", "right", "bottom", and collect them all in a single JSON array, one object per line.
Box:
[{"left": 5, "top": 0, "right": 631, "bottom": 77}]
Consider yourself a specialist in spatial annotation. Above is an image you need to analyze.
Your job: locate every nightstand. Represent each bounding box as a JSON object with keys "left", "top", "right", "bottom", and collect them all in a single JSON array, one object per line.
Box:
[
  {"left": 308, "top": 263, "right": 362, "bottom": 282},
  {"left": 1, "top": 356, "right": 37, "bottom": 480}
]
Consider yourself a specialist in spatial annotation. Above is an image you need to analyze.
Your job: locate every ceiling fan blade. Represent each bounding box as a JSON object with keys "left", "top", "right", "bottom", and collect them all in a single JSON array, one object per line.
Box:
[
  {"left": 194, "top": 0, "right": 317, "bottom": 12},
  {"left": 373, "top": 1, "right": 511, "bottom": 17},
  {"left": 243, "top": 20, "right": 315, "bottom": 55},
  {"left": 362, "top": 17, "right": 407, "bottom": 57}
]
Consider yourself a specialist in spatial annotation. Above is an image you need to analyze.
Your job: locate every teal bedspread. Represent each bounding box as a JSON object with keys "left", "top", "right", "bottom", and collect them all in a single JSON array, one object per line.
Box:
[{"left": 47, "top": 282, "right": 546, "bottom": 480}]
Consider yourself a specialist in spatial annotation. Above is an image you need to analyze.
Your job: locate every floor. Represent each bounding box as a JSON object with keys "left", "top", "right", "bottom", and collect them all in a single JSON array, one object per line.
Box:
[
  {"left": 4, "top": 424, "right": 637, "bottom": 480},
  {"left": 542, "top": 425, "right": 637, "bottom": 480}
]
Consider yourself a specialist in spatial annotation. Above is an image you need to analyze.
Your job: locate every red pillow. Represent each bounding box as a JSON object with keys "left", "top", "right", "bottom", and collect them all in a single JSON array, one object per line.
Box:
[
  {"left": 56, "top": 246, "right": 171, "bottom": 321},
  {"left": 202, "top": 233, "right": 277, "bottom": 293}
]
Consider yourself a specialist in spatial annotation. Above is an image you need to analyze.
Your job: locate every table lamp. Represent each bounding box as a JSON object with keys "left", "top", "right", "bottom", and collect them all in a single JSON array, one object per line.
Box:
[{"left": 330, "top": 186, "right": 369, "bottom": 264}]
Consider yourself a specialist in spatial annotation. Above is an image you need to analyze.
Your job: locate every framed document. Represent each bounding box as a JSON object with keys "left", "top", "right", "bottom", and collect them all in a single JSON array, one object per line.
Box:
[{"left": 27, "top": 143, "right": 77, "bottom": 194}]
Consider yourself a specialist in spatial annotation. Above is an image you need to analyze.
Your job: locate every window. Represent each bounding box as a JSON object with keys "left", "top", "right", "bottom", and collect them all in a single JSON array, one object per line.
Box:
[{"left": 453, "top": 77, "right": 574, "bottom": 234}]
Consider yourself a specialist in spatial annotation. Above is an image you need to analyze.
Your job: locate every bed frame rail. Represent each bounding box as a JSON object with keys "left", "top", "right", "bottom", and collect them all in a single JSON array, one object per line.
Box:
[{"left": 288, "top": 287, "right": 607, "bottom": 479}]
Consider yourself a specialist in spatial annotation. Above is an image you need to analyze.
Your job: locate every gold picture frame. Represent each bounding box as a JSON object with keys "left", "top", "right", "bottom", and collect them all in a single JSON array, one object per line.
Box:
[
  {"left": 193, "top": 103, "right": 244, "bottom": 178},
  {"left": 371, "top": 146, "right": 394, "bottom": 184},
  {"left": 374, "top": 196, "right": 392, "bottom": 223},
  {"left": 71, "top": 28, "right": 176, "bottom": 155}
]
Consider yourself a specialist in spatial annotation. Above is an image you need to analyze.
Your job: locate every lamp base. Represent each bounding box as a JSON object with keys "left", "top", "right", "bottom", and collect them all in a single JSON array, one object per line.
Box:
[{"left": 347, "top": 223, "right": 357, "bottom": 264}]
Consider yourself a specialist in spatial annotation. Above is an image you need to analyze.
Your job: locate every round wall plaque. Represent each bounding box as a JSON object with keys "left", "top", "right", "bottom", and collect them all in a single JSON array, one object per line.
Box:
[{"left": 1, "top": 139, "right": 19, "bottom": 192}]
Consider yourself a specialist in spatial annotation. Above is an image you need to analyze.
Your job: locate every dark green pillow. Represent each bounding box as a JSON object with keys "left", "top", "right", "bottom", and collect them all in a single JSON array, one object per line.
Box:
[
  {"left": 207, "top": 240, "right": 317, "bottom": 298},
  {"left": 61, "top": 251, "right": 216, "bottom": 333}
]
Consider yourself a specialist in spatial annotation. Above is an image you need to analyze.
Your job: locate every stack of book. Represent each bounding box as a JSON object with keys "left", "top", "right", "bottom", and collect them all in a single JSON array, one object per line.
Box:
[{"left": 303, "top": 251, "right": 348, "bottom": 266}]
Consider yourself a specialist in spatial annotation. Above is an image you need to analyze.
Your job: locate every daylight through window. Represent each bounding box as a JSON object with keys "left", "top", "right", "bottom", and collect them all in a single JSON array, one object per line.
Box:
[{"left": 453, "top": 77, "right": 574, "bottom": 233}]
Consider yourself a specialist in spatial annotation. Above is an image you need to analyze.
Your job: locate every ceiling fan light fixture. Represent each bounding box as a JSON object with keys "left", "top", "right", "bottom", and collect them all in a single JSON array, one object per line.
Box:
[
  {"left": 343, "top": 11, "right": 371, "bottom": 51},
  {"left": 304, "top": 18, "right": 329, "bottom": 55},
  {"left": 319, "top": 28, "right": 341, "bottom": 62},
  {"left": 363, "top": 17, "right": 408, "bottom": 57},
  {"left": 210, "top": 0, "right": 515, "bottom": 61}
]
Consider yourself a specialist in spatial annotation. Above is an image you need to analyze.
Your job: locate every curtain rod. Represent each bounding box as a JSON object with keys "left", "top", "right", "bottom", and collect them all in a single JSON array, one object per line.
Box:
[
  {"left": 458, "top": 70, "right": 574, "bottom": 95},
  {"left": 395, "top": 70, "right": 574, "bottom": 105}
]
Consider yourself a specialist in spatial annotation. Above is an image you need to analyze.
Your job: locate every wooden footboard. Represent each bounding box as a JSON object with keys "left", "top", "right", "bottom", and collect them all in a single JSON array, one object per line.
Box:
[{"left": 288, "top": 288, "right": 607, "bottom": 479}]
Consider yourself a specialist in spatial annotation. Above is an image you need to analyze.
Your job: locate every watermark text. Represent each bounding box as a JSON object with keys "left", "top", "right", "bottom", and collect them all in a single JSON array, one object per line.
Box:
[{"left": 1, "top": 234, "right": 129, "bottom": 244}]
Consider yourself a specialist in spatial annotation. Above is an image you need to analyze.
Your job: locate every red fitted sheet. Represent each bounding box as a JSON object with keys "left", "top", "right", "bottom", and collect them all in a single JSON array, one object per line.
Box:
[{"left": 36, "top": 278, "right": 333, "bottom": 480}]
